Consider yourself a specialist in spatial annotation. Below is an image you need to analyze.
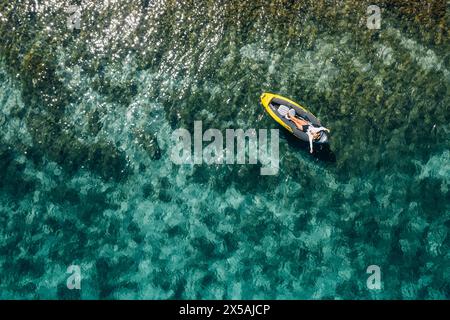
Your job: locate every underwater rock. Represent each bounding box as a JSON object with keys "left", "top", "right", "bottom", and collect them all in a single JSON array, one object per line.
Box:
[
  {"left": 87, "top": 110, "right": 104, "bottom": 136},
  {"left": 135, "top": 130, "right": 161, "bottom": 160},
  {"left": 87, "top": 141, "right": 129, "bottom": 181}
]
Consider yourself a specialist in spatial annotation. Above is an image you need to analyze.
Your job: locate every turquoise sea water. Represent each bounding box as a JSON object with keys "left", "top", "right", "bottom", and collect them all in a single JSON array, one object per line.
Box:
[{"left": 0, "top": 1, "right": 448, "bottom": 299}]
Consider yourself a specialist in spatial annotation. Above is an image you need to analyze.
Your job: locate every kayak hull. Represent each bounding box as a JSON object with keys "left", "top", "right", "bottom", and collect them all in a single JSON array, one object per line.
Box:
[{"left": 260, "top": 92, "right": 329, "bottom": 144}]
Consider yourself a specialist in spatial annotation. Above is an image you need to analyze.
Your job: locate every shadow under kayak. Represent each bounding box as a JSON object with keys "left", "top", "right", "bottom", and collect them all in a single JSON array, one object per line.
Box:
[{"left": 260, "top": 92, "right": 329, "bottom": 144}]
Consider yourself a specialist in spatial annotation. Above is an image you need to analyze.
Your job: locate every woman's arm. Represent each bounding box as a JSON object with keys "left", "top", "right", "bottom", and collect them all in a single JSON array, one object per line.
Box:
[{"left": 307, "top": 132, "right": 314, "bottom": 153}]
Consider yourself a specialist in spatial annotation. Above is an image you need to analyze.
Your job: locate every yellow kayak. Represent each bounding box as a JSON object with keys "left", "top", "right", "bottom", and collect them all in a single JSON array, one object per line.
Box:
[{"left": 260, "top": 92, "right": 329, "bottom": 144}]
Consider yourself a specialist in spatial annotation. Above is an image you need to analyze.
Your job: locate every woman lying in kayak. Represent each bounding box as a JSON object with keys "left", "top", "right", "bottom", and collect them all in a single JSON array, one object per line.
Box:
[{"left": 287, "top": 114, "right": 330, "bottom": 154}]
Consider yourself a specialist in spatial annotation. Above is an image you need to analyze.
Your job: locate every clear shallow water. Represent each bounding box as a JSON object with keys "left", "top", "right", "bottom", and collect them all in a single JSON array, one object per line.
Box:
[{"left": 0, "top": 0, "right": 448, "bottom": 299}]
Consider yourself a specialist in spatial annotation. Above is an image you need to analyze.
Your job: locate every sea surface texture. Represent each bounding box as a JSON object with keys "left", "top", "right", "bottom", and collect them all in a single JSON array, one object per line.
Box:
[{"left": 0, "top": 0, "right": 448, "bottom": 299}]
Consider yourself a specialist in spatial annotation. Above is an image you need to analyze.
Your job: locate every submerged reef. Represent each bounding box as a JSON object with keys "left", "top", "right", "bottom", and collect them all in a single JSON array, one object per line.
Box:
[{"left": 0, "top": 0, "right": 448, "bottom": 299}]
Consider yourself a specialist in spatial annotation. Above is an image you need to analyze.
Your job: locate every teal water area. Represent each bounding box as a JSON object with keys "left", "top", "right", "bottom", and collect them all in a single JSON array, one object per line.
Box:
[{"left": 0, "top": 1, "right": 448, "bottom": 299}]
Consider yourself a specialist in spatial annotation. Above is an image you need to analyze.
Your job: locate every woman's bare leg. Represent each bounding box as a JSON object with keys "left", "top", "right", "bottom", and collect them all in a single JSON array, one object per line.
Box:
[{"left": 287, "top": 114, "right": 308, "bottom": 129}]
